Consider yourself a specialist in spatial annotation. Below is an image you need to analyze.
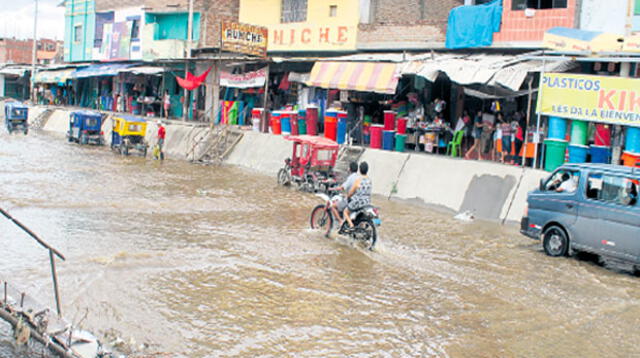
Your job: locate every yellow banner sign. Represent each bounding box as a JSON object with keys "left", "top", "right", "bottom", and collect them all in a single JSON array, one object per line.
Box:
[
  {"left": 267, "top": 24, "right": 357, "bottom": 52},
  {"left": 537, "top": 73, "right": 640, "bottom": 127},
  {"left": 221, "top": 21, "right": 268, "bottom": 57}
]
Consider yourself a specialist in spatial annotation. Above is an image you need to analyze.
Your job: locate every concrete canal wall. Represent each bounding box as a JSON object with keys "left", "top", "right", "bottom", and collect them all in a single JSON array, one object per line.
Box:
[{"left": 2, "top": 102, "right": 547, "bottom": 224}]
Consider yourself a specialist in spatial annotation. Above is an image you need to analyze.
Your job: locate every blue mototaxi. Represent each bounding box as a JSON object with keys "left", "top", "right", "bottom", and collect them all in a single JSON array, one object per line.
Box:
[
  {"left": 67, "top": 110, "right": 104, "bottom": 145},
  {"left": 4, "top": 102, "right": 29, "bottom": 134}
]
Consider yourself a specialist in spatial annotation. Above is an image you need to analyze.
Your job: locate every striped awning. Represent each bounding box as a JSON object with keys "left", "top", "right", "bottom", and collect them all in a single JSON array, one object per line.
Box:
[{"left": 307, "top": 61, "right": 400, "bottom": 94}]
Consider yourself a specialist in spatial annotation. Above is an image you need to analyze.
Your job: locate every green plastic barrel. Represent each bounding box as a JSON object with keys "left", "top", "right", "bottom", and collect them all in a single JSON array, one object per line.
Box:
[
  {"left": 544, "top": 139, "right": 568, "bottom": 172},
  {"left": 298, "top": 118, "right": 307, "bottom": 135},
  {"left": 395, "top": 134, "right": 407, "bottom": 152},
  {"left": 570, "top": 120, "right": 588, "bottom": 145}
]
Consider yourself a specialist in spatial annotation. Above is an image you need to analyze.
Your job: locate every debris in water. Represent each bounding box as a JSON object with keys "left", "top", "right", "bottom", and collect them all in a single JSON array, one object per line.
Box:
[{"left": 454, "top": 210, "right": 475, "bottom": 222}]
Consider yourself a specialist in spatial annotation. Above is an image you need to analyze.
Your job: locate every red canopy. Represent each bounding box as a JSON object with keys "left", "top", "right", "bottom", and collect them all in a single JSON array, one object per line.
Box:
[{"left": 176, "top": 66, "right": 212, "bottom": 90}]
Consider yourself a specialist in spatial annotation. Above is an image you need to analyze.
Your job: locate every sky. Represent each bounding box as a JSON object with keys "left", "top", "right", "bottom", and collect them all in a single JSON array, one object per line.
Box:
[{"left": 0, "top": 0, "right": 66, "bottom": 40}]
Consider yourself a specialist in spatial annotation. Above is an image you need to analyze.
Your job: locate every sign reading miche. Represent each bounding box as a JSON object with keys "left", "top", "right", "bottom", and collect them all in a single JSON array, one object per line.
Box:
[
  {"left": 538, "top": 73, "right": 640, "bottom": 127},
  {"left": 221, "top": 21, "right": 268, "bottom": 57}
]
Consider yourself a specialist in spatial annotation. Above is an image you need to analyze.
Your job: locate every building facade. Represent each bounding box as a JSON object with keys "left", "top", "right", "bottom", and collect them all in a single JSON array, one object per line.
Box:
[{"left": 0, "top": 38, "right": 64, "bottom": 65}]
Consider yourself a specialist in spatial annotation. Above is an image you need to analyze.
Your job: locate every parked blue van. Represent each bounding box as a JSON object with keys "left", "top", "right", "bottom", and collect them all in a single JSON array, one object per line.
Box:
[{"left": 521, "top": 163, "right": 640, "bottom": 268}]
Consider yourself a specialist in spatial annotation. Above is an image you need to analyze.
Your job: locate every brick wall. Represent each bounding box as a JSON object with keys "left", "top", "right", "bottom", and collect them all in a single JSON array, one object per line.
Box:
[
  {"left": 202, "top": 0, "right": 240, "bottom": 48},
  {"left": 493, "top": 0, "right": 577, "bottom": 43},
  {"left": 0, "top": 39, "right": 34, "bottom": 64},
  {"left": 358, "top": 0, "right": 463, "bottom": 49}
]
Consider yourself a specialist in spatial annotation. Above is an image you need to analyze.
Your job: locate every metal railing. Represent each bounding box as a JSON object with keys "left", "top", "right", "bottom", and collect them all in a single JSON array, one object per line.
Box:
[{"left": 0, "top": 207, "right": 64, "bottom": 317}]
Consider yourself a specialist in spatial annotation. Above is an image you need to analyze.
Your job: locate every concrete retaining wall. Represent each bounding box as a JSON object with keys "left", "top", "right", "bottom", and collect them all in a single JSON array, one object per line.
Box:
[{"left": 226, "top": 131, "right": 291, "bottom": 175}]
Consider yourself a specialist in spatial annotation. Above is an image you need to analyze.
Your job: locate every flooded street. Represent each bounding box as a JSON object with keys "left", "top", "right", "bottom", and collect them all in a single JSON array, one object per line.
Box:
[{"left": 2, "top": 129, "right": 640, "bottom": 358}]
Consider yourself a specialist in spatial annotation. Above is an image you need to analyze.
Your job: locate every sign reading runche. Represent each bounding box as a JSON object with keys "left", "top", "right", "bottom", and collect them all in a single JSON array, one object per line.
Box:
[{"left": 221, "top": 21, "right": 268, "bottom": 57}]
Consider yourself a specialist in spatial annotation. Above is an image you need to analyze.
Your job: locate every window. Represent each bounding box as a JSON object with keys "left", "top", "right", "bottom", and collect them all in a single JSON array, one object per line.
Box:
[
  {"left": 281, "top": 0, "right": 307, "bottom": 23},
  {"left": 74, "top": 25, "right": 82, "bottom": 43},
  {"left": 586, "top": 174, "right": 638, "bottom": 206},
  {"left": 544, "top": 170, "right": 579, "bottom": 193},
  {"left": 131, "top": 19, "right": 140, "bottom": 40},
  {"left": 329, "top": 5, "right": 337, "bottom": 17},
  {"left": 512, "top": 0, "right": 567, "bottom": 10}
]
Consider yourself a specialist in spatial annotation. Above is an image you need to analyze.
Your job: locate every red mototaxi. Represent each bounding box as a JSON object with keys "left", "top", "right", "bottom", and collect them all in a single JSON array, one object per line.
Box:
[{"left": 278, "top": 135, "right": 340, "bottom": 192}]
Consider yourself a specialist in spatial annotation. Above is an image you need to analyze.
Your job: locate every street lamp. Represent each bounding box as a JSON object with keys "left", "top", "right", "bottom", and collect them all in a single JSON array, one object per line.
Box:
[{"left": 30, "top": 0, "right": 39, "bottom": 102}]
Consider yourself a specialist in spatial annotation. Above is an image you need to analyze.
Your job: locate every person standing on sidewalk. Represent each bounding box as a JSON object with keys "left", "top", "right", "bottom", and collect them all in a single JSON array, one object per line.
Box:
[
  {"left": 163, "top": 90, "right": 171, "bottom": 119},
  {"left": 155, "top": 120, "right": 166, "bottom": 160}
]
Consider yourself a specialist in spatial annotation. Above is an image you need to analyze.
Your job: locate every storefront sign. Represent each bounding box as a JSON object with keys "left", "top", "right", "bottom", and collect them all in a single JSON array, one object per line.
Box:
[
  {"left": 220, "top": 67, "right": 267, "bottom": 88},
  {"left": 221, "top": 22, "right": 268, "bottom": 57},
  {"left": 537, "top": 73, "right": 640, "bottom": 127},
  {"left": 268, "top": 24, "right": 357, "bottom": 52}
]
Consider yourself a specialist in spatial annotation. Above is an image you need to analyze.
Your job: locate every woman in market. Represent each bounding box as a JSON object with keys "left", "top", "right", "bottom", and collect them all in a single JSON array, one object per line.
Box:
[{"left": 464, "top": 110, "right": 484, "bottom": 160}]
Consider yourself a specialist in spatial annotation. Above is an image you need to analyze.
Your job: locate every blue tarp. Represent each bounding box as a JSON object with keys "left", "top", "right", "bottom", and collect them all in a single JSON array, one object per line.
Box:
[
  {"left": 445, "top": 0, "right": 502, "bottom": 49},
  {"left": 73, "top": 63, "right": 137, "bottom": 78}
]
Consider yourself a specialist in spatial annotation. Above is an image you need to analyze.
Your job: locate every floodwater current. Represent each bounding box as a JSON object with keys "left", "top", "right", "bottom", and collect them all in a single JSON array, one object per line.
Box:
[{"left": 1, "top": 128, "right": 640, "bottom": 358}]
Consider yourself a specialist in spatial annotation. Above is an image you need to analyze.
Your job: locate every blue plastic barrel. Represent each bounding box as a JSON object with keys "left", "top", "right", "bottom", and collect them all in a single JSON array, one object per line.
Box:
[
  {"left": 280, "top": 111, "right": 291, "bottom": 134},
  {"left": 548, "top": 116, "right": 568, "bottom": 140},
  {"left": 382, "top": 130, "right": 395, "bottom": 150},
  {"left": 568, "top": 144, "right": 589, "bottom": 163},
  {"left": 337, "top": 116, "right": 347, "bottom": 144},
  {"left": 625, "top": 127, "right": 640, "bottom": 153},
  {"left": 590, "top": 145, "right": 611, "bottom": 164}
]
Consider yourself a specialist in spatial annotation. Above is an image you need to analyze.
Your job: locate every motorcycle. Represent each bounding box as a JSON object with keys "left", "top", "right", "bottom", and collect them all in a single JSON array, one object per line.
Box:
[{"left": 309, "top": 191, "right": 381, "bottom": 250}]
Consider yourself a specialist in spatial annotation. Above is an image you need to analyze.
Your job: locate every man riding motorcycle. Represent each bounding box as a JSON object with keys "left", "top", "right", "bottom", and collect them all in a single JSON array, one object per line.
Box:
[{"left": 329, "top": 161, "right": 359, "bottom": 225}]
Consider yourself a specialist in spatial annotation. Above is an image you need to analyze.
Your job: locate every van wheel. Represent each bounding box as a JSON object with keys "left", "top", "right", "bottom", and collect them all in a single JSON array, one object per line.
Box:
[{"left": 543, "top": 225, "right": 569, "bottom": 257}]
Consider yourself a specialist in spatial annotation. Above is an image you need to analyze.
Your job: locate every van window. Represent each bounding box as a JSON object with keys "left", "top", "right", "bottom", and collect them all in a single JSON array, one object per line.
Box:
[
  {"left": 545, "top": 170, "right": 580, "bottom": 193},
  {"left": 586, "top": 174, "right": 638, "bottom": 206}
]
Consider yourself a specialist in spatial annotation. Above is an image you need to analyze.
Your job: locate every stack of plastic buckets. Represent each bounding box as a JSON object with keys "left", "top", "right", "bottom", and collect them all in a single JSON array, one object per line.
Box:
[
  {"left": 568, "top": 120, "right": 589, "bottom": 163},
  {"left": 251, "top": 108, "right": 262, "bottom": 132},
  {"left": 622, "top": 126, "right": 640, "bottom": 167},
  {"left": 270, "top": 111, "right": 282, "bottom": 135},
  {"left": 395, "top": 117, "right": 407, "bottom": 152},
  {"left": 306, "top": 106, "right": 318, "bottom": 136},
  {"left": 370, "top": 125, "right": 383, "bottom": 149},
  {"left": 298, "top": 109, "right": 307, "bottom": 135},
  {"left": 280, "top": 111, "right": 292, "bottom": 135},
  {"left": 544, "top": 116, "right": 568, "bottom": 171},
  {"left": 336, "top": 111, "right": 348, "bottom": 144},
  {"left": 383, "top": 130, "right": 395, "bottom": 151},
  {"left": 384, "top": 111, "right": 395, "bottom": 131},
  {"left": 324, "top": 109, "right": 338, "bottom": 141},
  {"left": 590, "top": 123, "right": 611, "bottom": 163}
]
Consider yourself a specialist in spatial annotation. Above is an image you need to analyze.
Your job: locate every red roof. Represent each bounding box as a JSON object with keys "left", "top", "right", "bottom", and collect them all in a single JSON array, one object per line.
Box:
[{"left": 285, "top": 135, "right": 339, "bottom": 148}]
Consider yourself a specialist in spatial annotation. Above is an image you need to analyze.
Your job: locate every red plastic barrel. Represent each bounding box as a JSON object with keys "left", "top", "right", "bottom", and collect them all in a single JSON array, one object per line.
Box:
[
  {"left": 306, "top": 106, "right": 318, "bottom": 135},
  {"left": 324, "top": 116, "right": 337, "bottom": 141},
  {"left": 289, "top": 112, "right": 299, "bottom": 135},
  {"left": 384, "top": 111, "right": 395, "bottom": 131},
  {"left": 397, "top": 117, "right": 407, "bottom": 134},
  {"left": 270, "top": 113, "right": 282, "bottom": 135},
  {"left": 370, "top": 125, "right": 383, "bottom": 149},
  {"left": 594, "top": 123, "right": 611, "bottom": 146}
]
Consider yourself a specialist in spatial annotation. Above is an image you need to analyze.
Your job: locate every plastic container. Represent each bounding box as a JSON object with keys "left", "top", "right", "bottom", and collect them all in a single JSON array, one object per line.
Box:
[
  {"left": 548, "top": 116, "right": 567, "bottom": 140},
  {"left": 594, "top": 123, "right": 611, "bottom": 146},
  {"left": 621, "top": 151, "right": 640, "bottom": 167},
  {"left": 383, "top": 130, "right": 395, "bottom": 151},
  {"left": 298, "top": 117, "right": 307, "bottom": 135},
  {"left": 337, "top": 114, "right": 347, "bottom": 144},
  {"left": 568, "top": 144, "right": 589, "bottom": 163},
  {"left": 397, "top": 118, "right": 408, "bottom": 134},
  {"left": 569, "top": 120, "right": 589, "bottom": 145},
  {"left": 370, "top": 125, "right": 383, "bottom": 149},
  {"left": 590, "top": 145, "right": 611, "bottom": 164},
  {"left": 252, "top": 117, "right": 260, "bottom": 132},
  {"left": 625, "top": 126, "right": 640, "bottom": 153},
  {"left": 324, "top": 116, "right": 337, "bottom": 141},
  {"left": 280, "top": 111, "right": 292, "bottom": 134},
  {"left": 289, "top": 112, "right": 298, "bottom": 135},
  {"left": 306, "top": 106, "right": 318, "bottom": 136},
  {"left": 395, "top": 134, "right": 407, "bottom": 152},
  {"left": 384, "top": 111, "right": 395, "bottom": 131},
  {"left": 270, "top": 112, "right": 282, "bottom": 135},
  {"left": 544, "top": 139, "right": 568, "bottom": 172}
]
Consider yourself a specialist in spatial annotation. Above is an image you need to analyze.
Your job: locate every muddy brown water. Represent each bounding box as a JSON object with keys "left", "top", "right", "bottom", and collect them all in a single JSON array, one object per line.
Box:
[{"left": 1, "top": 128, "right": 640, "bottom": 358}]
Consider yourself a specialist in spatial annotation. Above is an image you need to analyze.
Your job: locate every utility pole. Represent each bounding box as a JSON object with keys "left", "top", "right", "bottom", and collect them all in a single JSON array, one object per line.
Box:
[
  {"left": 30, "top": 0, "right": 38, "bottom": 102},
  {"left": 183, "top": 0, "right": 195, "bottom": 121}
]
